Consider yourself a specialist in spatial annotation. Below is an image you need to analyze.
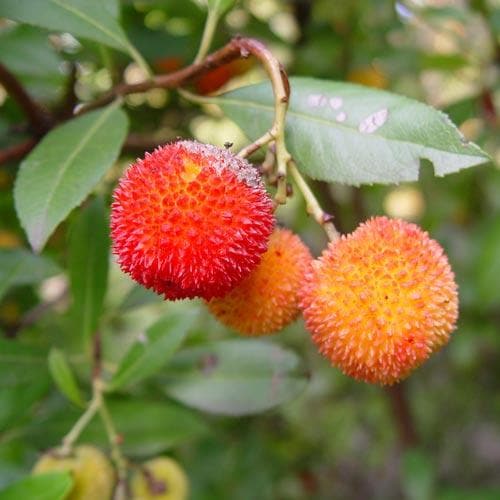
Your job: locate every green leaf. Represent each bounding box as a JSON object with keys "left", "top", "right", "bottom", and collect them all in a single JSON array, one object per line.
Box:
[
  {"left": 0, "top": 0, "right": 132, "bottom": 54},
  {"left": 0, "top": 339, "right": 50, "bottom": 431},
  {"left": 163, "top": 339, "right": 309, "bottom": 416},
  {"left": 14, "top": 102, "right": 128, "bottom": 252},
  {"left": 0, "top": 472, "right": 73, "bottom": 500},
  {"left": 0, "top": 25, "right": 65, "bottom": 102},
  {"left": 108, "top": 311, "right": 196, "bottom": 391},
  {"left": 215, "top": 77, "right": 490, "bottom": 185},
  {"left": 27, "top": 399, "right": 207, "bottom": 457},
  {"left": 48, "top": 348, "right": 85, "bottom": 407},
  {"left": 401, "top": 448, "right": 435, "bottom": 500},
  {"left": 118, "top": 285, "right": 160, "bottom": 312},
  {"left": 68, "top": 197, "right": 109, "bottom": 343},
  {"left": 0, "top": 249, "right": 60, "bottom": 301}
]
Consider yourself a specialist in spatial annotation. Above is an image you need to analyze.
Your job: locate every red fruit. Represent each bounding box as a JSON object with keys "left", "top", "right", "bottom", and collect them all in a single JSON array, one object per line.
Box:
[
  {"left": 111, "top": 141, "right": 274, "bottom": 300},
  {"left": 301, "top": 217, "right": 458, "bottom": 385},
  {"left": 194, "top": 58, "right": 255, "bottom": 95},
  {"left": 207, "top": 228, "right": 313, "bottom": 335}
]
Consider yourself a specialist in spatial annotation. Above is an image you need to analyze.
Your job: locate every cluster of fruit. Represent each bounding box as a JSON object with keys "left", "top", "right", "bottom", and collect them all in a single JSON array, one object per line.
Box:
[
  {"left": 33, "top": 446, "right": 187, "bottom": 499},
  {"left": 110, "top": 140, "right": 458, "bottom": 386}
]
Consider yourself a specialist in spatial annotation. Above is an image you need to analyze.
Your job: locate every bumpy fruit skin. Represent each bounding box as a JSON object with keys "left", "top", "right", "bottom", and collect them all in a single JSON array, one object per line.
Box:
[
  {"left": 207, "top": 229, "right": 312, "bottom": 335},
  {"left": 301, "top": 216, "right": 458, "bottom": 385},
  {"left": 111, "top": 141, "right": 274, "bottom": 300},
  {"left": 130, "top": 457, "right": 188, "bottom": 500},
  {"left": 32, "top": 445, "right": 114, "bottom": 500}
]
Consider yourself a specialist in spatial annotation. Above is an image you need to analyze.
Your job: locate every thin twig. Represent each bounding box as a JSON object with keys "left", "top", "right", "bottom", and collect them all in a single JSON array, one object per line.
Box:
[
  {"left": 385, "top": 383, "right": 419, "bottom": 448},
  {"left": 0, "top": 62, "right": 52, "bottom": 134},
  {"left": 0, "top": 138, "right": 37, "bottom": 166},
  {"left": 76, "top": 37, "right": 290, "bottom": 116}
]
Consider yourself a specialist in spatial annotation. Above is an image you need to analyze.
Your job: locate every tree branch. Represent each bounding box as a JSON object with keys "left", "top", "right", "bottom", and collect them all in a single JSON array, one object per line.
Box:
[
  {"left": 0, "top": 62, "right": 52, "bottom": 134},
  {"left": 0, "top": 138, "right": 37, "bottom": 166},
  {"left": 385, "top": 383, "right": 419, "bottom": 448},
  {"left": 77, "top": 37, "right": 290, "bottom": 116}
]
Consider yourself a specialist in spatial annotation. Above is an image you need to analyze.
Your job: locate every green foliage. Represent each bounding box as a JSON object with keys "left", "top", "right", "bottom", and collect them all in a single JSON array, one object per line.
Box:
[
  {"left": 0, "top": 472, "right": 73, "bottom": 500},
  {"left": 0, "top": 249, "right": 60, "bottom": 301},
  {"left": 108, "top": 312, "right": 195, "bottom": 391},
  {"left": 14, "top": 103, "right": 127, "bottom": 252},
  {"left": 68, "top": 197, "right": 109, "bottom": 344},
  {"left": 163, "top": 339, "right": 308, "bottom": 416},
  {"left": 48, "top": 348, "right": 85, "bottom": 407},
  {"left": 0, "top": 0, "right": 499, "bottom": 498}
]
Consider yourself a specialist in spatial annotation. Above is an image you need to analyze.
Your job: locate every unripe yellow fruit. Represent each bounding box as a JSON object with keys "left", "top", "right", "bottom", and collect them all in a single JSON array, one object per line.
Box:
[
  {"left": 130, "top": 457, "right": 188, "bottom": 500},
  {"left": 32, "top": 445, "right": 115, "bottom": 500}
]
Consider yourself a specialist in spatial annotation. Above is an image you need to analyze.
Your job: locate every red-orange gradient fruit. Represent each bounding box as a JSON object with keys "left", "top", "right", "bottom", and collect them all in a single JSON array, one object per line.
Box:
[
  {"left": 111, "top": 141, "right": 274, "bottom": 300},
  {"left": 194, "top": 58, "right": 255, "bottom": 95},
  {"left": 207, "top": 229, "right": 312, "bottom": 335},
  {"left": 300, "top": 217, "right": 458, "bottom": 384}
]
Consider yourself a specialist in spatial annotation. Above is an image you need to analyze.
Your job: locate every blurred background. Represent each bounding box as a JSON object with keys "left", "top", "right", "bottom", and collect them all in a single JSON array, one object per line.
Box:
[{"left": 0, "top": 0, "right": 499, "bottom": 498}]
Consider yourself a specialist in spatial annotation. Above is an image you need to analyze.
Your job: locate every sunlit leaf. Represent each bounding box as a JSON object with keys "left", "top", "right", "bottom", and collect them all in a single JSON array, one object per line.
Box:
[
  {"left": 215, "top": 77, "right": 490, "bottom": 185},
  {"left": 14, "top": 102, "right": 128, "bottom": 252}
]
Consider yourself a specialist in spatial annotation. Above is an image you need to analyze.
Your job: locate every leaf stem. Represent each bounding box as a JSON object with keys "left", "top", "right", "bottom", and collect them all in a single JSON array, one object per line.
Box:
[
  {"left": 98, "top": 395, "right": 128, "bottom": 482},
  {"left": 289, "top": 160, "right": 340, "bottom": 242},
  {"left": 194, "top": 8, "right": 220, "bottom": 64},
  {"left": 59, "top": 386, "right": 101, "bottom": 456}
]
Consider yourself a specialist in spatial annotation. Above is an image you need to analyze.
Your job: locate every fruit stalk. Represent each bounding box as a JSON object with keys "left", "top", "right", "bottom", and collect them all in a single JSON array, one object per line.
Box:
[{"left": 289, "top": 160, "right": 340, "bottom": 241}]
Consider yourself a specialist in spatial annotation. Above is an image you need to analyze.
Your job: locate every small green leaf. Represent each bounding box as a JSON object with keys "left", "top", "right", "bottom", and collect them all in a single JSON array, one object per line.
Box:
[
  {"left": 401, "top": 448, "right": 435, "bottom": 500},
  {"left": 0, "top": 0, "right": 131, "bottom": 54},
  {"left": 48, "top": 348, "right": 85, "bottom": 407},
  {"left": 14, "top": 102, "right": 128, "bottom": 252},
  {"left": 0, "top": 472, "right": 73, "bottom": 500},
  {"left": 28, "top": 399, "right": 207, "bottom": 457},
  {"left": 108, "top": 312, "right": 196, "bottom": 391},
  {"left": 68, "top": 197, "right": 109, "bottom": 343},
  {"left": 215, "top": 77, "right": 490, "bottom": 185},
  {"left": 163, "top": 339, "right": 309, "bottom": 416},
  {"left": 0, "top": 249, "right": 60, "bottom": 301}
]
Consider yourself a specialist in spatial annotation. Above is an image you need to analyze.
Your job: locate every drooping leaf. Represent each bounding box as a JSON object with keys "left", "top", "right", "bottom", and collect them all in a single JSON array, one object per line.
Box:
[
  {"left": 215, "top": 77, "right": 490, "bottom": 185},
  {"left": 0, "top": 249, "right": 60, "bottom": 301},
  {"left": 68, "top": 197, "right": 109, "bottom": 343},
  {"left": 48, "top": 348, "right": 85, "bottom": 407},
  {"left": 14, "top": 102, "right": 128, "bottom": 252},
  {"left": 108, "top": 311, "right": 196, "bottom": 391},
  {"left": 0, "top": 472, "right": 73, "bottom": 500},
  {"left": 0, "top": 339, "right": 50, "bottom": 431},
  {"left": 0, "top": 0, "right": 132, "bottom": 54},
  {"left": 163, "top": 339, "right": 309, "bottom": 416},
  {"left": 27, "top": 399, "right": 206, "bottom": 457}
]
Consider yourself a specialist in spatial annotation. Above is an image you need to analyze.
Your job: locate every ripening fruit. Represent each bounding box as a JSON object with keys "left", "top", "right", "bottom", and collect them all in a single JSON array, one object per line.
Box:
[
  {"left": 194, "top": 58, "right": 255, "bottom": 95},
  {"left": 301, "top": 217, "right": 458, "bottom": 385},
  {"left": 207, "top": 228, "right": 312, "bottom": 335},
  {"left": 32, "top": 445, "right": 114, "bottom": 500},
  {"left": 111, "top": 141, "right": 274, "bottom": 300},
  {"left": 130, "top": 457, "right": 188, "bottom": 500}
]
